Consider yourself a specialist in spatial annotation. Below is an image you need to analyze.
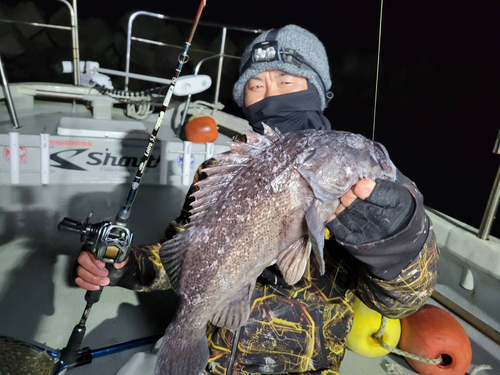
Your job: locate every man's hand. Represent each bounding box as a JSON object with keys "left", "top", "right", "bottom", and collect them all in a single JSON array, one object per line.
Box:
[
  {"left": 75, "top": 251, "right": 129, "bottom": 291},
  {"left": 327, "top": 179, "right": 377, "bottom": 221},
  {"left": 326, "top": 178, "right": 416, "bottom": 245}
]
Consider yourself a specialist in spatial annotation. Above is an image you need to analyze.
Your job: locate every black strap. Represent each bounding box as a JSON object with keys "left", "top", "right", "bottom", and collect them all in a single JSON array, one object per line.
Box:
[
  {"left": 241, "top": 28, "right": 279, "bottom": 73},
  {"left": 227, "top": 326, "right": 242, "bottom": 375},
  {"left": 265, "top": 28, "right": 279, "bottom": 41}
]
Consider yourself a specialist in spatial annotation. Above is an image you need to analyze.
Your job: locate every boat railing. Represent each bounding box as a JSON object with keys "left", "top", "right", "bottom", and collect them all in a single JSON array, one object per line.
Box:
[
  {"left": 0, "top": 56, "right": 21, "bottom": 129},
  {"left": 478, "top": 129, "right": 500, "bottom": 240},
  {"left": 0, "top": 0, "right": 81, "bottom": 126},
  {"left": 0, "top": 1, "right": 265, "bottom": 100},
  {"left": 124, "top": 11, "right": 265, "bottom": 105},
  {"left": 0, "top": 0, "right": 81, "bottom": 86},
  {"left": 0, "top": 3, "right": 264, "bottom": 126}
]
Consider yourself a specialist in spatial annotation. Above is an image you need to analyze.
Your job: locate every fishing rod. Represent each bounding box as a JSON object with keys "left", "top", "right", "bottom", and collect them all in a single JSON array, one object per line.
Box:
[
  {"left": 55, "top": 0, "right": 207, "bottom": 370},
  {"left": 116, "top": 0, "right": 207, "bottom": 227}
]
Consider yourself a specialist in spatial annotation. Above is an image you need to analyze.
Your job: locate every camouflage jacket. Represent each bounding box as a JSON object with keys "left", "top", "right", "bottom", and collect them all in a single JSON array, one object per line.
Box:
[{"left": 118, "top": 136, "right": 440, "bottom": 375}]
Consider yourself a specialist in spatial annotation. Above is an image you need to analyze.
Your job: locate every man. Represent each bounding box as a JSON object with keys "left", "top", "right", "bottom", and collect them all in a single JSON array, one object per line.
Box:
[{"left": 76, "top": 25, "right": 439, "bottom": 374}]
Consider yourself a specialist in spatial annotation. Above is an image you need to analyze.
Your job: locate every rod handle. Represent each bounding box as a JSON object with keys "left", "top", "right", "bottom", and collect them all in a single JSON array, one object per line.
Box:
[
  {"left": 85, "top": 288, "right": 104, "bottom": 304},
  {"left": 60, "top": 324, "right": 86, "bottom": 365}
]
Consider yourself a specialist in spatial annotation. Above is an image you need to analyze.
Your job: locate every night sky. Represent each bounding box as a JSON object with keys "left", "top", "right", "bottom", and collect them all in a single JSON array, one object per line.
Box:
[{"left": 4, "top": 0, "right": 500, "bottom": 237}]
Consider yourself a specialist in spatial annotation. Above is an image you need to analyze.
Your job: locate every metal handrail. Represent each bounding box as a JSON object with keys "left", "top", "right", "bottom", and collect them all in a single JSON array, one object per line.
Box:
[
  {"left": 0, "top": 55, "right": 21, "bottom": 129},
  {"left": 124, "top": 10, "right": 265, "bottom": 96},
  {"left": 130, "top": 36, "right": 242, "bottom": 59},
  {"left": 214, "top": 27, "right": 227, "bottom": 107},
  {"left": 0, "top": 0, "right": 81, "bottom": 86},
  {"left": 478, "top": 129, "right": 500, "bottom": 240},
  {"left": 179, "top": 54, "right": 222, "bottom": 128},
  {"left": 0, "top": 19, "right": 71, "bottom": 31}
]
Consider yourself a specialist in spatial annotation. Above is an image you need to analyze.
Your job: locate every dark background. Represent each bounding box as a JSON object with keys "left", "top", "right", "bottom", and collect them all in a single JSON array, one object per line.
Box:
[{"left": 1, "top": 0, "right": 499, "bottom": 238}]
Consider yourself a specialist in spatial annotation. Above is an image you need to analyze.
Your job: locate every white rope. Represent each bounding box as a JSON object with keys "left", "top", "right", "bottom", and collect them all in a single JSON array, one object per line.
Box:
[
  {"left": 125, "top": 103, "right": 153, "bottom": 120},
  {"left": 469, "top": 364, "right": 494, "bottom": 375},
  {"left": 374, "top": 316, "right": 443, "bottom": 365}
]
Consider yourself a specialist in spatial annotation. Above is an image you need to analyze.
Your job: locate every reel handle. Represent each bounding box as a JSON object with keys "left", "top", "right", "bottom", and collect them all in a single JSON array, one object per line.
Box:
[{"left": 59, "top": 217, "right": 85, "bottom": 234}]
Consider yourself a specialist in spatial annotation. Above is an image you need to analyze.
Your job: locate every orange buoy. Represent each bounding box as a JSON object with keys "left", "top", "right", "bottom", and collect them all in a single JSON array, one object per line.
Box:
[
  {"left": 398, "top": 305, "right": 472, "bottom": 375},
  {"left": 185, "top": 116, "right": 218, "bottom": 143}
]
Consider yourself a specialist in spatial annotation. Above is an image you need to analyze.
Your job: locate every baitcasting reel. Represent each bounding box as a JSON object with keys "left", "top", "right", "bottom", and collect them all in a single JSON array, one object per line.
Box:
[{"left": 58, "top": 212, "right": 133, "bottom": 264}]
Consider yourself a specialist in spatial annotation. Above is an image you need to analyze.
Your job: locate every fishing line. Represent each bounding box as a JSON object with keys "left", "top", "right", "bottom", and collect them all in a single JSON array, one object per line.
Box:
[{"left": 372, "top": 0, "right": 384, "bottom": 141}]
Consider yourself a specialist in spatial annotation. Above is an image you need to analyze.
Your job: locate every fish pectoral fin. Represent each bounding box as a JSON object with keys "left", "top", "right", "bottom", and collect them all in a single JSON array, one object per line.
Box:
[
  {"left": 210, "top": 279, "right": 256, "bottom": 331},
  {"left": 276, "top": 236, "right": 312, "bottom": 285},
  {"left": 306, "top": 202, "right": 326, "bottom": 275}
]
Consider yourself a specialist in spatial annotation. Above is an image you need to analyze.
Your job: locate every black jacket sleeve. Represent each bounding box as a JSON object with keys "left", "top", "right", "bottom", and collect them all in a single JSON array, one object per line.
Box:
[
  {"left": 329, "top": 172, "right": 440, "bottom": 318},
  {"left": 330, "top": 171, "right": 428, "bottom": 280}
]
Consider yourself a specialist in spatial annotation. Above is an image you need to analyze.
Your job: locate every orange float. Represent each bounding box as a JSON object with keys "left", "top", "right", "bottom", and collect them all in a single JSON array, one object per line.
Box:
[
  {"left": 398, "top": 305, "right": 472, "bottom": 375},
  {"left": 185, "top": 116, "right": 218, "bottom": 143}
]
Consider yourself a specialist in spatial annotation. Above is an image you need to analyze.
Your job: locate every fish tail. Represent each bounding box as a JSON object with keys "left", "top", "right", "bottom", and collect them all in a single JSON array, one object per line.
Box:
[{"left": 154, "top": 323, "right": 209, "bottom": 375}]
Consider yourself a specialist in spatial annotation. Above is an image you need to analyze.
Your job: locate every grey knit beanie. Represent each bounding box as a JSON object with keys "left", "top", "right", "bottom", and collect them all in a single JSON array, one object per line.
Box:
[{"left": 233, "top": 25, "right": 332, "bottom": 110}]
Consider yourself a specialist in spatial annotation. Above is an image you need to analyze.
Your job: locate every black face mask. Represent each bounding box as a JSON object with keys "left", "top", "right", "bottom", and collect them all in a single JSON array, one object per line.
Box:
[{"left": 243, "top": 84, "right": 331, "bottom": 135}]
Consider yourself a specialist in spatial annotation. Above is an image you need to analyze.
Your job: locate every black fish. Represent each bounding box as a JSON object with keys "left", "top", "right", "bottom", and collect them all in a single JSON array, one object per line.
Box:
[{"left": 155, "top": 125, "right": 397, "bottom": 374}]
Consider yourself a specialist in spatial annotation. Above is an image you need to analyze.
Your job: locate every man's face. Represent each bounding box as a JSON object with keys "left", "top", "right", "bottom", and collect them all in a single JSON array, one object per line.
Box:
[{"left": 244, "top": 70, "right": 308, "bottom": 107}]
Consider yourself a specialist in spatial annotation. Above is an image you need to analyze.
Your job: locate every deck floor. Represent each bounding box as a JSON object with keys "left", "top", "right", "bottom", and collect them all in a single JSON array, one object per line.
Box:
[{"left": 0, "top": 184, "right": 498, "bottom": 374}]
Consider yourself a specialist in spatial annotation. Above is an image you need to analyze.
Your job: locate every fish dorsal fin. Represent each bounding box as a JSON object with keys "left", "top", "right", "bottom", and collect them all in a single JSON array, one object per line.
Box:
[
  {"left": 262, "top": 123, "right": 283, "bottom": 142},
  {"left": 210, "top": 279, "right": 257, "bottom": 331},
  {"left": 276, "top": 236, "right": 312, "bottom": 285},
  {"left": 244, "top": 123, "right": 283, "bottom": 149},
  {"left": 189, "top": 127, "right": 282, "bottom": 226},
  {"left": 159, "top": 226, "right": 195, "bottom": 292},
  {"left": 190, "top": 168, "right": 243, "bottom": 225},
  {"left": 162, "top": 128, "right": 283, "bottom": 290}
]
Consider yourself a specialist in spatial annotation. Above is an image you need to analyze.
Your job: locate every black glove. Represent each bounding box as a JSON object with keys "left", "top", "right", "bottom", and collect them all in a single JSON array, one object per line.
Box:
[
  {"left": 327, "top": 179, "right": 416, "bottom": 245},
  {"left": 108, "top": 250, "right": 157, "bottom": 290}
]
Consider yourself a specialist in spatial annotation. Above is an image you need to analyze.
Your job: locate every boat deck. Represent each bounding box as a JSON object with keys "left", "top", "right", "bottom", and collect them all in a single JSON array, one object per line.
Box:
[{"left": 1, "top": 183, "right": 499, "bottom": 375}]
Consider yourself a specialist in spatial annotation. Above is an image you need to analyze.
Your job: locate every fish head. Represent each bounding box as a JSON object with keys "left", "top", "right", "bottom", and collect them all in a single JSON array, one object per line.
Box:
[{"left": 297, "top": 132, "right": 397, "bottom": 205}]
